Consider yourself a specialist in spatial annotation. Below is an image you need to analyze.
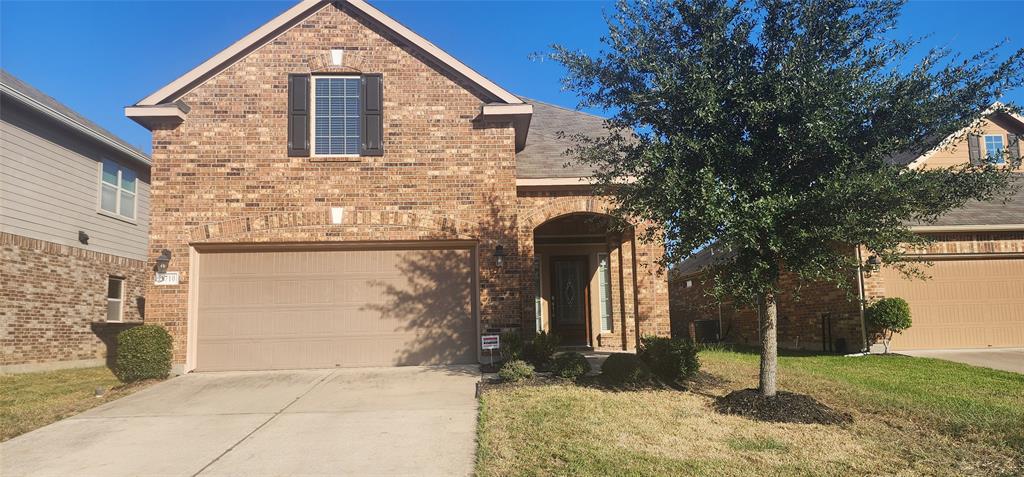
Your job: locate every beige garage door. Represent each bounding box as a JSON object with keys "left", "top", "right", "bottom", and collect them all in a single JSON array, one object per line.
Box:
[
  {"left": 881, "top": 258, "right": 1024, "bottom": 350},
  {"left": 196, "top": 247, "right": 477, "bottom": 371}
]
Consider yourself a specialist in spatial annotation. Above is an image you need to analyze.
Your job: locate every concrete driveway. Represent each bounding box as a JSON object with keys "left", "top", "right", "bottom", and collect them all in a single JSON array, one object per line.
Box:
[
  {"left": 900, "top": 348, "right": 1024, "bottom": 374},
  {"left": 0, "top": 366, "right": 479, "bottom": 477}
]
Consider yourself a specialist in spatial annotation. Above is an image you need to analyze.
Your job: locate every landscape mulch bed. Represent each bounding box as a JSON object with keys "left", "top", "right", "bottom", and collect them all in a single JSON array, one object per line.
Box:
[{"left": 714, "top": 388, "right": 853, "bottom": 425}]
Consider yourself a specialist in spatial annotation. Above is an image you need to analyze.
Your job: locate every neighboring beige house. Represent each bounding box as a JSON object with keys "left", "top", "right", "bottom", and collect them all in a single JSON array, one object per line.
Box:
[
  {"left": 672, "top": 108, "right": 1024, "bottom": 353},
  {"left": 1, "top": 69, "right": 152, "bottom": 373},
  {"left": 126, "top": 0, "right": 669, "bottom": 373}
]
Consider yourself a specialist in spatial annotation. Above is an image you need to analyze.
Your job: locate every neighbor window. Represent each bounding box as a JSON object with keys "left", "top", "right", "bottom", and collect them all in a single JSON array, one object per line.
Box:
[
  {"left": 598, "top": 254, "right": 613, "bottom": 332},
  {"left": 107, "top": 277, "right": 124, "bottom": 322},
  {"left": 312, "top": 76, "right": 361, "bottom": 156},
  {"left": 99, "top": 159, "right": 136, "bottom": 219},
  {"left": 984, "top": 135, "right": 1005, "bottom": 164}
]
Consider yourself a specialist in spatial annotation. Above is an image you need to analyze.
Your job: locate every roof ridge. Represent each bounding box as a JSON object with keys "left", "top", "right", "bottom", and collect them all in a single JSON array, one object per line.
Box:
[{"left": 519, "top": 96, "right": 609, "bottom": 121}]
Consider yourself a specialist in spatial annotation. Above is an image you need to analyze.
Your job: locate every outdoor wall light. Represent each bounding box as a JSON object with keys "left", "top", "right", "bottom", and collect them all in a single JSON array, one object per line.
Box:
[
  {"left": 78, "top": 231, "right": 89, "bottom": 245},
  {"left": 493, "top": 245, "right": 506, "bottom": 268},
  {"left": 866, "top": 254, "right": 882, "bottom": 272},
  {"left": 154, "top": 249, "right": 172, "bottom": 273}
]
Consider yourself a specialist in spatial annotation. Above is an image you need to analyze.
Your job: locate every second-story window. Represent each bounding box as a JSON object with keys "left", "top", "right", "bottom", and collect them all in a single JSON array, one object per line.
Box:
[
  {"left": 100, "top": 159, "right": 136, "bottom": 220},
  {"left": 984, "top": 135, "right": 1005, "bottom": 164},
  {"left": 312, "top": 76, "right": 361, "bottom": 156}
]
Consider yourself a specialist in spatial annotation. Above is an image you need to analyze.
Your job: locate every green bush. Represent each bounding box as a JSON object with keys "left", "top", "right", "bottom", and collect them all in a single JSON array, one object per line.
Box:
[
  {"left": 498, "top": 359, "right": 535, "bottom": 382},
  {"left": 499, "top": 330, "right": 525, "bottom": 362},
  {"left": 524, "top": 331, "right": 561, "bottom": 371},
  {"left": 637, "top": 336, "right": 700, "bottom": 384},
  {"left": 866, "top": 297, "right": 912, "bottom": 354},
  {"left": 114, "top": 325, "right": 172, "bottom": 383},
  {"left": 600, "top": 353, "right": 652, "bottom": 385},
  {"left": 551, "top": 352, "right": 592, "bottom": 379}
]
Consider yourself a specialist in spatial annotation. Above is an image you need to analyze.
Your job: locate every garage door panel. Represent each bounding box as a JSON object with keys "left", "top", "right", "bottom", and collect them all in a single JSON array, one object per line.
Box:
[
  {"left": 196, "top": 247, "right": 476, "bottom": 371},
  {"left": 882, "top": 258, "right": 1024, "bottom": 350}
]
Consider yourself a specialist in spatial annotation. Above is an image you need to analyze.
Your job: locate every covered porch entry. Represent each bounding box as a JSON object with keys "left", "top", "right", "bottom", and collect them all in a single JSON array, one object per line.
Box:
[{"left": 530, "top": 213, "right": 638, "bottom": 350}]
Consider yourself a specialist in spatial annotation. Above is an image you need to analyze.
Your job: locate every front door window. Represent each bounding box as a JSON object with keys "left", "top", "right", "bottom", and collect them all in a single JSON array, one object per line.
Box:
[{"left": 550, "top": 256, "right": 588, "bottom": 345}]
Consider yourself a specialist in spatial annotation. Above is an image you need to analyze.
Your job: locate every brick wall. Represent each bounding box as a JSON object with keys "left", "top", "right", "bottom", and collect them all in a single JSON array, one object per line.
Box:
[
  {"left": 671, "top": 232, "right": 1024, "bottom": 352},
  {"left": 1, "top": 232, "right": 146, "bottom": 370},
  {"left": 144, "top": 3, "right": 671, "bottom": 365},
  {"left": 145, "top": 3, "right": 520, "bottom": 364},
  {"left": 517, "top": 190, "right": 671, "bottom": 350}
]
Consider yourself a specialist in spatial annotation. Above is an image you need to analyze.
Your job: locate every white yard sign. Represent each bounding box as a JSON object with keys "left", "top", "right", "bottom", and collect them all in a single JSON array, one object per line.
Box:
[{"left": 481, "top": 334, "right": 500, "bottom": 350}]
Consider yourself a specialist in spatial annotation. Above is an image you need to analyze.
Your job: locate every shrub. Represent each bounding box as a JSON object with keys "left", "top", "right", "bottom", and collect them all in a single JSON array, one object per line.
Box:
[
  {"left": 497, "top": 359, "right": 535, "bottom": 382},
  {"left": 551, "top": 352, "right": 592, "bottom": 379},
  {"left": 114, "top": 325, "right": 172, "bottom": 383},
  {"left": 524, "top": 331, "right": 561, "bottom": 371},
  {"left": 866, "top": 297, "right": 912, "bottom": 354},
  {"left": 499, "top": 330, "right": 525, "bottom": 362},
  {"left": 600, "top": 353, "right": 652, "bottom": 385},
  {"left": 637, "top": 336, "right": 700, "bottom": 384}
]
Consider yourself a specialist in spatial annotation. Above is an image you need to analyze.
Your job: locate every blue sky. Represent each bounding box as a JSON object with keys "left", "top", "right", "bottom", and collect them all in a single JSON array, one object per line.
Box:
[{"left": 2, "top": 0, "right": 1022, "bottom": 154}]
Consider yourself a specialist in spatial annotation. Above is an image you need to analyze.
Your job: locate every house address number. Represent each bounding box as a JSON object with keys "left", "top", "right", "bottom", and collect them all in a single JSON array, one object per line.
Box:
[{"left": 154, "top": 272, "right": 180, "bottom": 286}]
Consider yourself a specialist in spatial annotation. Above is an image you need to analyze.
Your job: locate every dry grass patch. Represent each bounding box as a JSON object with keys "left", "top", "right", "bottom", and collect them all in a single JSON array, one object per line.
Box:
[
  {"left": 0, "top": 366, "right": 155, "bottom": 441},
  {"left": 478, "top": 384, "right": 874, "bottom": 476},
  {"left": 477, "top": 350, "right": 1024, "bottom": 476}
]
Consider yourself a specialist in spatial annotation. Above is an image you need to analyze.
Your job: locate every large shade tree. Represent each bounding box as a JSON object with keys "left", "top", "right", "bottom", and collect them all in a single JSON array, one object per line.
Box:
[{"left": 552, "top": 0, "right": 1022, "bottom": 396}]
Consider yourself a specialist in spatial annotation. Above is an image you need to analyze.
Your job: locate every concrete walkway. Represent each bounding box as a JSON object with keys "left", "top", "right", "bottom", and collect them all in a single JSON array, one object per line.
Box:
[
  {"left": 0, "top": 366, "right": 480, "bottom": 477},
  {"left": 900, "top": 348, "right": 1024, "bottom": 374}
]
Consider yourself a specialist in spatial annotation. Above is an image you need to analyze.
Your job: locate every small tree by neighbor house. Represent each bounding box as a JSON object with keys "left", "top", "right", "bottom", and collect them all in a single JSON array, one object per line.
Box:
[
  {"left": 552, "top": 0, "right": 1022, "bottom": 398},
  {"left": 866, "top": 297, "right": 912, "bottom": 354}
]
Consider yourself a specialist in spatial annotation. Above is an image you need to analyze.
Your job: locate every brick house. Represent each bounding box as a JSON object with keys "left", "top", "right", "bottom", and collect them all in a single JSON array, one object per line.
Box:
[
  {"left": 671, "top": 109, "right": 1024, "bottom": 353},
  {"left": 1, "top": 69, "right": 151, "bottom": 373},
  {"left": 126, "top": 0, "right": 669, "bottom": 373}
]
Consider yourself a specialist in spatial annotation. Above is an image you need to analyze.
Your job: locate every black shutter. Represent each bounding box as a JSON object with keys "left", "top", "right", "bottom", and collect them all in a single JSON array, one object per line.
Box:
[
  {"left": 287, "top": 74, "right": 311, "bottom": 157},
  {"left": 361, "top": 73, "right": 384, "bottom": 156},
  {"left": 1007, "top": 134, "right": 1020, "bottom": 162},
  {"left": 967, "top": 134, "right": 982, "bottom": 165}
]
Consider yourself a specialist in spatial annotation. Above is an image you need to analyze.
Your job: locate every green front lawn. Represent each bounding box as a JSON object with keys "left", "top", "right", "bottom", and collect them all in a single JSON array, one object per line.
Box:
[
  {"left": 477, "top": 349, "right": 1024, "bottom": 476},
  {"left": 0, "top": 367, "right": 153, "bottom": 441}
]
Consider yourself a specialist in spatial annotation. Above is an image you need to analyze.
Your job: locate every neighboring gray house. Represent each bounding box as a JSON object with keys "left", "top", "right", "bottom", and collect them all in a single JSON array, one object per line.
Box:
[{"left": 1, "top": 69, "right": 151, "bottom": 372}]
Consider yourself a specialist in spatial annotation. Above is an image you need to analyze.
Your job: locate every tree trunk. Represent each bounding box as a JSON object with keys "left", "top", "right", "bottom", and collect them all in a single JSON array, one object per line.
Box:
[{"left": 758, "top": 291, "right": 778, "bottom": 397}]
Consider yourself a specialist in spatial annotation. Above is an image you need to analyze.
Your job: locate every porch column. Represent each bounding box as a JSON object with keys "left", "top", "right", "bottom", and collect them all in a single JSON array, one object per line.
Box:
[{"left": 634, "top": 222, "right": 671, "bottom": 339}]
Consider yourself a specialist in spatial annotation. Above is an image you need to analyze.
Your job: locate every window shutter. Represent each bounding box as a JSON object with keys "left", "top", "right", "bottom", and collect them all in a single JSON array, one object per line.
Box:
[
  {"left": 1007, "top": 134, "right": 1020, "bottom": 162},
  {"left": 967, "top": 134, "right": 982, "bottom": 165},
  {"left": 361, "top": 73, "right": 384, "bottom": 156},
  {"left": 287, "top": 74, "right": 311, "bottom": 157}
]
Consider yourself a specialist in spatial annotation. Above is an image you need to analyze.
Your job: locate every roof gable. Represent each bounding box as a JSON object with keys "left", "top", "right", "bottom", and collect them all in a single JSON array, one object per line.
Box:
[
  {"left": 905, "top": 104, "right": 1024, "bottom": 170},
  {"left": 132, "top": 0, "right": 522, "bottom": 107}
]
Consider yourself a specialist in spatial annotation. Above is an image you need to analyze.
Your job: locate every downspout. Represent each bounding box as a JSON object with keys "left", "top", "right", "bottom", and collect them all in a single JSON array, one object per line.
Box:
[{"left": 855, "top": 245, "right": 869, "bottom": 353}]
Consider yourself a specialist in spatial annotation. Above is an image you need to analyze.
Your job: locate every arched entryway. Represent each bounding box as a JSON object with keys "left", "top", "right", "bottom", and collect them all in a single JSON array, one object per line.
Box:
[{"left": 531, "top": 213, "right": 635, "bottom": 350}]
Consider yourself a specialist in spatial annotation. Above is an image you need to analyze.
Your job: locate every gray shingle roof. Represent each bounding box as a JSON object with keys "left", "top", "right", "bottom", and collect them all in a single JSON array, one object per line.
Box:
[
  {"left": 922, "top": 174, "right": 1024, "bottom": 227},
  {"left": 0, "top": 69, "right": 149, "bottom": 163},
  {"left": 516, "top": 98, "right": 609, "bottom": 179}
]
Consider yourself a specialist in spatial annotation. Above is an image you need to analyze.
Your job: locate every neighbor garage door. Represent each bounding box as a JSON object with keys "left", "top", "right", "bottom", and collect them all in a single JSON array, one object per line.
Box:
[
  {"left": 196, "top": 246, "right": 477, "bottom": 371},
  {"left": 880, "top": 258, "right": 1024, "bottom": 350}
]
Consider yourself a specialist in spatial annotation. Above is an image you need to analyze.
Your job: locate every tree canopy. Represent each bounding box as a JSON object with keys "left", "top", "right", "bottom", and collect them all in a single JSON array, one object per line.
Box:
[{"left": 552, "top": 0, "right": 1023, "bottom": 302}]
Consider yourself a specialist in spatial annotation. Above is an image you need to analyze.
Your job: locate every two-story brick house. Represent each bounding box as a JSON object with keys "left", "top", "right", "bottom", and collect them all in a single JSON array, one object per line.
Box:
[
  {"left": 126, "top": 0, "right": 669, "bottom": 373},
  {"left": 1, "top": 69, "right": 151, "bottom": 372}
]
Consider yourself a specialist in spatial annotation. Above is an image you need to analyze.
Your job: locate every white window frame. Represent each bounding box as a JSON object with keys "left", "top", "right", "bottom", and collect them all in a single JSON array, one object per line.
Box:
[
  {"left": 97, "top": 159, "right": 137, "bottom": 222},
  {"left": 598, "top": 253, "right": 613, "bottom": 332},
  {"left": 984, "top": 134, "right": 1005, "bottom": 164},
  {"left": 107, "top": 277, "right": 124, "bottom": 323},
  {"left": 310, "top": 75, "right": 362, "bottom": 158}
]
